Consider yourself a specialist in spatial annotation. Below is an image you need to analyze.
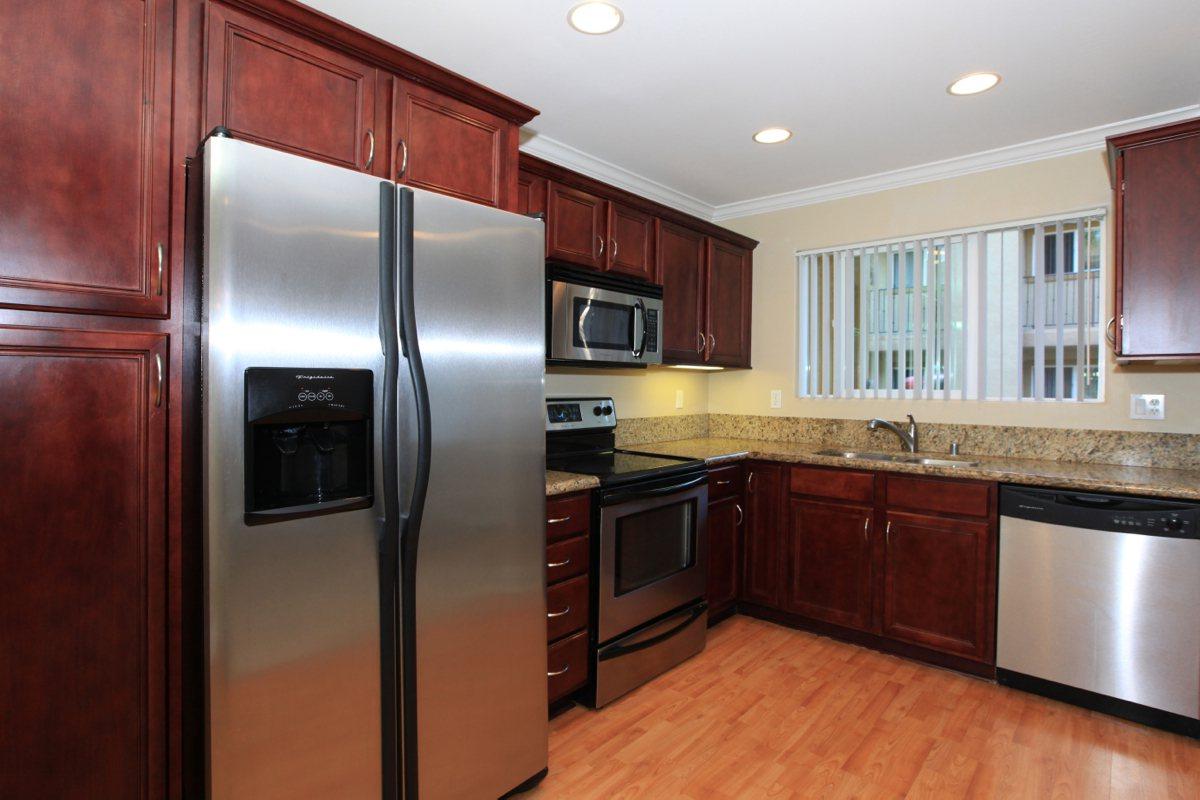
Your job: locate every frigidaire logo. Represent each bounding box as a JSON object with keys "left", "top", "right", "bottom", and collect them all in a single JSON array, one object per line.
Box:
[{"left": 296, "top": 374, "right": 335, "bottom": 380}]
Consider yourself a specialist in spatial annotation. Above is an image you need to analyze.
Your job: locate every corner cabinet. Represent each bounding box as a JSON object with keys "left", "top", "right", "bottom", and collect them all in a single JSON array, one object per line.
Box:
[
  {"left": 0, "top": 0, "right": 173, "bottom": 317},
  {"left": 658, "top": 221, "right": 708, "bottom": 362},
  {"left": 704, "top": 238, "right": 753, "bottom": 366},
  {"left": 1108, "top": 118, "right": 1200, "bottom": 360},
  {"left": 0, "top": 326, "right": 168, "bottom": 798}
]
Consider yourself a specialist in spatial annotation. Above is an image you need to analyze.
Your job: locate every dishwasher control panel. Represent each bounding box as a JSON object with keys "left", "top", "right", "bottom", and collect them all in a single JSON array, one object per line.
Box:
[{"left": 1001, "top": 486, "right": 1200, "bottom": 539}]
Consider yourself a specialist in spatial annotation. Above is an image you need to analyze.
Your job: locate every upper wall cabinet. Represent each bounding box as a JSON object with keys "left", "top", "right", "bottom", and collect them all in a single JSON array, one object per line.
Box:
[
  {"left": 205, "top": 2, "right": 379, "bottom": 174},
  {"left": 705, "top": 238, "right": 753, "bottom": 367},
  {"left": 607, "top": 202, "right": 656, "bottom": 282},
  {"left": 546, "top": 182, "right": 608, "bottom": 269},
  {"left": 658, "top": 221, "right": 707, "bottom": 362},
  {"left": 0, "top": 0, "right": 173, "bottom": 317},
  {"left": 391, "top": 79, "right": 514, "bottom": 209},
  {"left": 1108, "top": 118, "right": 1200, "bottom": 361}
]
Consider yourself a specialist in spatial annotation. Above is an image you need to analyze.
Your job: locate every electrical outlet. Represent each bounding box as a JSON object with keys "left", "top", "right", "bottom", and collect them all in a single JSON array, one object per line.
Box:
[
  {"left": 675, "top": 389, "right": 684, "bottom": 409},
  {"left": 1130, "top": 393, "right": 1165, "bottom": 420},
  {"left": 770, "top": 389, "right": 782, "bottom": 409}
]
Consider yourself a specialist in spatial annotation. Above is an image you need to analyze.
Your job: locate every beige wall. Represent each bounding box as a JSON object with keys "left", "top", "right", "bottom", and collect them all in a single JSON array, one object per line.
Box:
[
  {"left": 546, "top": 367, "right": 710, "bottom": 418},
  {"left": 709, "top": 149, "right": 1200, "bottom": 434}
]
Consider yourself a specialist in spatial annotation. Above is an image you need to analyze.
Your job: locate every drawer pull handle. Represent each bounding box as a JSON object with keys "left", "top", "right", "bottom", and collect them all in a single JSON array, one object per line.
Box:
[
  {"left": 547, "top": 606, "right": 572, "bottom": 619},
  {"left": 547, "top": 664, "right": 570, "bottom": 677},
  {"left": 715, "top": 479, "right": 731, "bottom": 486},
  {"left": 547, "top": 516, "right": 571, "bottom": 524},
  {"left": 547, "top": 558, "right": 571, "bottom": 568}
]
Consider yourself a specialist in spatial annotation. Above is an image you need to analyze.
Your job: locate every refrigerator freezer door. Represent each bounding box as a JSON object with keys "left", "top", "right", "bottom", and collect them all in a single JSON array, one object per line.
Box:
[
  {"left": 400, "top": 188, "right": 548, "bottom": 798},
  {"left": 202, "top": 137, "right": 388, "bottom": 799}
]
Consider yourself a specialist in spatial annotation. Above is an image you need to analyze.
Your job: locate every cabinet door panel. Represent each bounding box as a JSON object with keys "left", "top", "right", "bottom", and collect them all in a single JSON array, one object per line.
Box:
[
  {"left": 706, "top": 495, "right": 741, "bottom": 614},
  {"left": 0, "top": 0, "right": 172, "bottom": 316},
  {"left": 705, "top": 238, "right": 752, "bottom": 366},
  {"left": 607, "top": 203, "right": 655, "bottom": 281},
  {"left": 393, "top": 80, "right": 510, "bottom": 208},
  {"left": 741, "top": 463, "right": 784, "bottom": 608},
  {"left": 787, "top": 499, "right": 873, "bottom": 630},
  {"left": 517, "top": 170, "right": 547, "bottom": 217},
  {"left": 657, "top": 221, "right": 706, "bottom": 363},
  {"left": 1120, "top": 133, "right": 1200, "bottom": 357},
  {"left": 206, "top": 1, "right": 377, "bottom": 173},
  {"left": 882, "top": 510, "right": 993, "bottom": 661},
  {"left": 0, "top": 326, "right": 167, "bottom": 798},
  {"left": 546, "top": 183, "right": 606, "bottom": 269}
]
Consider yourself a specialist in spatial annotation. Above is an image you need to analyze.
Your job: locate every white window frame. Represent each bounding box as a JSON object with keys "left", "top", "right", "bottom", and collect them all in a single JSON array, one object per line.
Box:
[{"left": 795, "top": 208, "right": 1106, "bottom": 403}]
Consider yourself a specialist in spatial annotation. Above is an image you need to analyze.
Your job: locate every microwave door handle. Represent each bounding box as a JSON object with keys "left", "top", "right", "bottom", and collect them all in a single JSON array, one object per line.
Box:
[{"left": 631, "top": 299, "right": 647, "bottom": 359}]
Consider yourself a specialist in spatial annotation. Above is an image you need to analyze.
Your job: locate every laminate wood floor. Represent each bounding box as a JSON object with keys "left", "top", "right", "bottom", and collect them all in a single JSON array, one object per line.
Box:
[{"left": 517, "top": 616, "right": 1200, "bottom": 799}]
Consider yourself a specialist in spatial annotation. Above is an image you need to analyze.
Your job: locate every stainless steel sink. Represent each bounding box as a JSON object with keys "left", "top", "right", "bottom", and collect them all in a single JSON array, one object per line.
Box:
[{"left": 814, "top": 449, "right": 980, "bottom": 468}]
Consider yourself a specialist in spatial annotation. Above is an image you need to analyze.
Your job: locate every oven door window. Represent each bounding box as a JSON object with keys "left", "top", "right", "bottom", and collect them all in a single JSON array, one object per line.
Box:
[
  {"left": 573, "top": 297, "right": 632, "bottom": 351},
  {"left": 614, "top": 498, "right": 696, "bottom": 596}
]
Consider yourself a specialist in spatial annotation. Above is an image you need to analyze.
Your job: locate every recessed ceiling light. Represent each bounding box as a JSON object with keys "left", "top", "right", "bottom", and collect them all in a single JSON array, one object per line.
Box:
[
  {"left": 753, "top": 127, "right": 792, "bottom": 145},
  {"left": 947, "top": 72, "right": 1001, "bottom": 96},
  {"left": 568, "top": 2, "right": 623, "bottom": 35}
]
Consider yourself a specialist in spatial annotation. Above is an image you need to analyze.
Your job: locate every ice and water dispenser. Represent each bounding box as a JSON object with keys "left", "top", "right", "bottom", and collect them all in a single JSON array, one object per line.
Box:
[{"left": 243, "top": 368, "right": 374, "bottom": 524}]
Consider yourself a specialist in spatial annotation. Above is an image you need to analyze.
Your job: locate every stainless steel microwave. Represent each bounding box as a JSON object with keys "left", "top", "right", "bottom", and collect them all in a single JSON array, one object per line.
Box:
[{"left": 546, "top": 266, "right": 663, "bottom": 366}]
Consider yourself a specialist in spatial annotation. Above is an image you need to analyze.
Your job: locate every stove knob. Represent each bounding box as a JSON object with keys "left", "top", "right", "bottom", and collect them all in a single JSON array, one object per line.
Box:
[
  {"left": 602, "top": 405, "right": 613, "bottom": 415},
  {"left": 593, "top": 405, "right": 604, "bottom": 416},
  {"left": 1166, "top": 517, "right": 1183, "bottom": 532}
]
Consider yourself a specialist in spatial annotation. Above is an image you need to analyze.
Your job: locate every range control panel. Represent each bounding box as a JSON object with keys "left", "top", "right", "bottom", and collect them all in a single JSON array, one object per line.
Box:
[{"left": 546, "top": 397, "right": 616, "bottom": 432}]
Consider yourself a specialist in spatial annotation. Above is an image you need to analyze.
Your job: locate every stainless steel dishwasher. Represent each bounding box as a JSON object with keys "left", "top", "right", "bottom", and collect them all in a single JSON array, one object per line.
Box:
[{"left": 998, "top": 486, "right": 1200, "bottom": 736}]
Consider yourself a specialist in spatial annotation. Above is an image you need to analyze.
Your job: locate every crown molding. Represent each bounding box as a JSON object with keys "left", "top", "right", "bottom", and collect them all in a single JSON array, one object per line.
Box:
[
  {"left": 519, "top": 133, "right": 717, "bottom": 219},
  {"left": 711, "top": 105, "right": 1200, "bottom": 221}
]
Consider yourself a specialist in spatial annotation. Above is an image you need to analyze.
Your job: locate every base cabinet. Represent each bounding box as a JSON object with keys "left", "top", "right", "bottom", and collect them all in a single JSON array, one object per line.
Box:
[
  {"left": 786, "top": 498, "right": 874, "bottom": 631},
  {"left": 545, "top": 493, "right": 591, "bottom": 704},
  {"left": 706, "top": 465, "right": 744, "bottom": 619},
  {"left": 881, "top": 510, "right": 994, "bottom": 661},
  {"left": 740, "top": 462, "right": 785, "bottom": 608}
]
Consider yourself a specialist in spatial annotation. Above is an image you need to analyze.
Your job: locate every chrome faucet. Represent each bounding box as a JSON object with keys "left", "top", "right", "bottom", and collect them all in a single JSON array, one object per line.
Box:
[{"left": 867, "top": 414, "right": 918, "bottom": 453}]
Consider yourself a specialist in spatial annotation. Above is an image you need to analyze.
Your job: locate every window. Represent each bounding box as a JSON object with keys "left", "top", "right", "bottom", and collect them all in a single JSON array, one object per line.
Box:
[{"left": 797, "top": 211, "right": 1104, "bottom": 401}]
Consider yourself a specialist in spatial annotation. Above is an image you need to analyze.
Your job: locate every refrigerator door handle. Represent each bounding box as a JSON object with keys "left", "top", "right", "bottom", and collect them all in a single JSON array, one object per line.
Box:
[
  {"left": 377, "top": 181, "right": 401, "bottom": 800},
  {"left": 396, "top": 186, "right": 431, "bottom": 800}
]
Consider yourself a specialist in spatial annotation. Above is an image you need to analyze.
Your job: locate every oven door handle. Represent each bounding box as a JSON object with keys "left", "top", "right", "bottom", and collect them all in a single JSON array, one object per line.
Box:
[
  {"left": 630, "top": 299, "right": 647, "bottom": 359},
  {"left": 597, "top": 602, "right": 708, "bottom": 662},
  {"left": 602, "top": 473, "right": 706, "bottom": 505}
]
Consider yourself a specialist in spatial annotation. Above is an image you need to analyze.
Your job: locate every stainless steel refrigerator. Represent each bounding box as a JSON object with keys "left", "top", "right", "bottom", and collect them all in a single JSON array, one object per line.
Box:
[{"left": 199, "top": 135, "right": 548, "bottom": 799}]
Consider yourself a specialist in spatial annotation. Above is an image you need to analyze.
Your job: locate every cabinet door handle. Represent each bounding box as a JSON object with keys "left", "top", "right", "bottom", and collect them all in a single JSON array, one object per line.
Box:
[
  {"left": 547, "top": 558, "right": 571, "bottom": 569},
  {"left": 611, "top": 237, "right": 619, "bottom": 260},
  {"left": 863, "top": 516, "right": 870, "bottom": 544},
  {"left": 155, "top": 242, "right": 164, "bottom": 296},
  {"left": 547, "top": 606, "right": 572, "bottom": 619},
  {"left": 547, "top": 516, "right": 571, "bottom": 525},
  {"left": 697, "top": 331, "right": 705, "bottom": 354},
  {"left": 364, "top": 130, "right": 375, "bottom": 171},
  {"left": 396, "top": 139, "right": 409, "bottom": 179},
  {"left": 747, "top": 471, "right": 755, "bottom": 493},
  {"left": 153, "top": 353, "right": 164, "bottom": 407},
  {"left": 596, "top": 235, "right": 605, "bottom": 258},
  {"left": 885, "top": 520, "right": 893, "bottom": 546},
  {"left": 735, "top": 503, "right": 743, "bottom": 525},
  {"left": 1105, "top": 316, "right": 1116, "bottom": 349},
  {"left": 547, "top": 664, "right": 570, "bottom": 677},
  {"left": 708, "top": 333, "right": 716, "bottom": 354}
]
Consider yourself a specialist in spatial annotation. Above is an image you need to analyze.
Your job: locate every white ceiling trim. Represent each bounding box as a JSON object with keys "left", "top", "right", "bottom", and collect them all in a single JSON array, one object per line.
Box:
[
  {"left": 711, "top": 105, "right": 1200, "bottom": 222},
  {"left": 520, "top": 133, "right": 716, "bottom": 219}
]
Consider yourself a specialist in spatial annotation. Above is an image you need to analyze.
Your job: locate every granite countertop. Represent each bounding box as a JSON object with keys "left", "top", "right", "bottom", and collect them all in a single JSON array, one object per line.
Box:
[
  {"left": 546, "top": 470, "right": 599, "bottom": 497},
  {"left": 630, "top": 437, "right": 1200, "bottom": 501}
]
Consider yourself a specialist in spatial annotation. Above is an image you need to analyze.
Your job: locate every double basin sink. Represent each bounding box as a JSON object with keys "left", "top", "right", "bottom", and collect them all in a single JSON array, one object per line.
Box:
[{"left": 815, "top": 449, "right": 980, "bottom": 468}]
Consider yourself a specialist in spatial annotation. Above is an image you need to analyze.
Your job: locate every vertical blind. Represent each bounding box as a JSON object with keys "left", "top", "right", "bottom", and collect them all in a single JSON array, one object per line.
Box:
[{"left": 797, "top": 210, "right": 1105, "bottom": 402}]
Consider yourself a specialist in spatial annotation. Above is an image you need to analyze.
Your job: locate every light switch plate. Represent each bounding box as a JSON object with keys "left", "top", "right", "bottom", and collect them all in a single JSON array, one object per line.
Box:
[
  {"left": 770, "top": 389, "right": 782, "bottom": 409},
  {"left": 675, "top": 389, "right": 684, "bottom": 409},
  {"left": 1130, "top": 393, "right": 1165, "bottom": 420}
]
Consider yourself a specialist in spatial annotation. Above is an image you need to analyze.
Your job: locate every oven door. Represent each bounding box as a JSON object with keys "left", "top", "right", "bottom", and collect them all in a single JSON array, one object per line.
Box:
[
  {"left": 597, "top": 473, "right": 708, "bottom": 643},
  {"left": 548, "top": 279, "right": 663, "bottom": 365}
]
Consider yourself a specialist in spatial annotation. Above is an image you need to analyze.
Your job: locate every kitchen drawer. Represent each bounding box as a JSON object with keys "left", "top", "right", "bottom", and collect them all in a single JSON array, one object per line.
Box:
[
  {"left": 708, "top": 464, "right": 743, "bottom": 501},
  {"left": 547, "top": 629, "right": 588, "bottom": 702},
  {"left": 886, "top": 475, "right": 992, "bottom": 518},
  {"left": 546, "top": 493, "right": 590, "bottom": 543},
  {"left": 790, "top": 465, "right": 875, "bottom": 504},
  {"left": 546, "top": 574, "right": 589, "bottom": 642},
  {"left": 546, "top": 534, "right": 588, "bottom": 585}
]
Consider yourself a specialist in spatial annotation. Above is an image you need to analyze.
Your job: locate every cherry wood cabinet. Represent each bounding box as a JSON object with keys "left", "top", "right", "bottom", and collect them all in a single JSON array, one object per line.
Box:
[
  {"left": 1108, "top": 118, "right": 1200, "bottom": 360},
  {"left": 786, "top": 498, "right": 874, "bottom": 631},
  {"left": 0, "top": 326, "right": 168, "bottom": 799},
  {"left": 546, "top": 182, "right": 607, "bottom": 269},
  {"left": 740, "top": 462, "right": 786, "bottom": 608},
  {"left": 881, "top": 510, "right": 994, "bottom": 661},
  {"left": 704, "top": 238, "right": 753, "bottom": 367},
  {"left": 391, "top": 78, "right": 513, "bottom": 208},
  {"left": 205, "top": 1, "right": 380, "bottom": 174},
  {"left": 607, "top": 202, "right": 656, "bottom": 281},
  {"left": 0, "top": 0, "right": 173, "bottom": 317},
  {"left": 706, "top": 464, "right": 744, "bottom": 620},
  {"left": 545, "top": 492, "right": 591, "bottom": 705},
  {"left": 658, "top": 221, "right": 708, "bottom": 362},
  {"left": 517, "top": 170, "right": 547, "bottom": 217}
]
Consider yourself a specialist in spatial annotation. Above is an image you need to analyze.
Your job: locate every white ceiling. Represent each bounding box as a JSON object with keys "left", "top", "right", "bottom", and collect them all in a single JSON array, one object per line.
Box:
[{"left": 307, "top": 0, "right": 1200, "bottom": 218}]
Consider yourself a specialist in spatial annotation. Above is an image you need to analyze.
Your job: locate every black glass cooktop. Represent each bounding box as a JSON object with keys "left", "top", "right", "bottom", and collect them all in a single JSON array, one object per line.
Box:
[{"left": 547, "top": 449, "right": 704, "bottom": 486}]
